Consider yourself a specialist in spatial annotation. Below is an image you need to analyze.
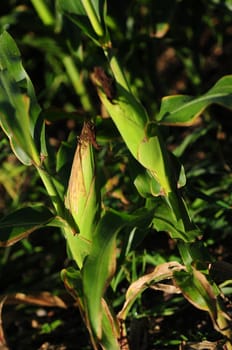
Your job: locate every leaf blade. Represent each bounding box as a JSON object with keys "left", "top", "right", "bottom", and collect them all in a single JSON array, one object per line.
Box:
[
  {"left": 82, "top": 210, "right": 124, "bottom": 339},
  {"left": 0, "top": 206, "right": 54, "bottom": 247},
  {"left": 158, "top": 75, "right": 232, "bottom": 124},
  {"left": 0, "top": 31, "right": 42, "bottom": 165}
]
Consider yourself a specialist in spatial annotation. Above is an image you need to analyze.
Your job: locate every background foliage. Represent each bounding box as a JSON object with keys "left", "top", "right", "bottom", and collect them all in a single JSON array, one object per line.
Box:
[{"left": 1, "top": 1, "right": 232, "bottom": 349}]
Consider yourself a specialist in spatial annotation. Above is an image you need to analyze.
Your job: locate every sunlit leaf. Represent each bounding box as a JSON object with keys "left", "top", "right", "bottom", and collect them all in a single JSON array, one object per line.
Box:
[
  {"left": 0, "top": 31, "right": 43, "bottom": 165},
  {"left": 134, "top": 169, "right": 162, "bottom": 198},
  {"left": 82, "top": 210, "right": 126, "bottom": 339},
  {"left": 82, "top": 208, "right": 152, "bottom": 340},
  {"left": 158, "top": 75, "right": 232, "bottom": 124}
]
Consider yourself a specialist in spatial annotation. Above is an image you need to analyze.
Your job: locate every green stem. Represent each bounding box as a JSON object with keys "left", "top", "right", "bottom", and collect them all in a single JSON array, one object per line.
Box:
[
  {"left": 62, "top": 56, "right": 94, "bottom": 113},
  {"left": 81, "top": 0, "right": 104, "bottom": 37},
  {"left": 36, "top": 166, "right": 64, "bottom": 215},
  {"left": 30, "top": 0, "right": 54, "bottom": 26}
]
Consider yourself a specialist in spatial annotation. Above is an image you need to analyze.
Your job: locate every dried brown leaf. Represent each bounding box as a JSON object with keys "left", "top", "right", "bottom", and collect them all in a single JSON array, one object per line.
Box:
[
  {"left": 0, "top": 296, "right": 9, "bottom": 350},
  {"left": 1, "top": 292, "right": 67, "bottom": 308},
  {"left": 118, "top": 261, "right": 184, "bottom": 320}
]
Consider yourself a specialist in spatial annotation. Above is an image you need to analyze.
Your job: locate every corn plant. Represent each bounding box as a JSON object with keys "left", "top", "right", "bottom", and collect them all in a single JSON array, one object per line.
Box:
[{"left": 1, "top": 1, "right": 232, "bottom": 349}]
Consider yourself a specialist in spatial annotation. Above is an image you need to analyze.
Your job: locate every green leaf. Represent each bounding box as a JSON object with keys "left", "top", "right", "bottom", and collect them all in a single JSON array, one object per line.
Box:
[
  {"left": 178, "top": 241, "right": 212, "bottom": 269},
  {"left": 134, "top": 153, "right": 186, "bottom": 198},
  {"left": 61, "top": 267, "right": 84, "bottom": 303},
  {"left": 93, "top": 75, "right": 174, "bottom": 193},
  {"left": 173, "top": 268, "right": 217, "bottom": 325},
  {"left": 158, "top": 75, "right": 232, "bottom": 124},
  {"left": 134, "top": 169, "right": 162, "bottom": 198},
  {"left": 82, "top": 210, "right": 126, "bottom": 339},
  {"left": 0, "top": 206, "right": 54, "bottom": 247},
  {"left": 58, "top": 0, "right": 107, "bottom": 45},
  {"left": 82, "top": 209, "right": 151, "bottom": 341},
  {"left": 100, "top": 300, "right": 121, "bottom": 350},
  {"left": 0, "top": 31, "right": 42, "bottom": 165},
  {"left": 148, "top": 197, "right": 199, "bottom": 242},
  {"left": 61, "top": 267, "right": 120, "bottom": 349},
  {"left": 87, "top": 0, "right": 106, "bottom": 22},
  {"left": 93, "top": 80, "right": 149, "bottom": 158}
]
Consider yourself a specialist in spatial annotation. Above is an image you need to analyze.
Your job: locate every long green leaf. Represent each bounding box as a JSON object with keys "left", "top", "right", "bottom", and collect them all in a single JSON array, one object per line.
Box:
[
  {"left": 158, "top": 75, "right": 232, "bottom": 124},
  {"left": 100, "top": 299, "right": 120, "bottom": 350},
  {"left": 61, "top": 268, "right": 120, "bottom": 349},
  {"left": 82, "top": 210, "right": 126, "bottom": 339},
  {"left": 0, "top": 31, "right": 43, "bottom": 165},
  {"left": 92, "top": 71, "right": 176, "bottom": 194},
  {"left": 0, "top": 206, "right": 54, "bottom": 246},
  {"left": 82, "top": 209, "right": 152, "bottom": 342}
]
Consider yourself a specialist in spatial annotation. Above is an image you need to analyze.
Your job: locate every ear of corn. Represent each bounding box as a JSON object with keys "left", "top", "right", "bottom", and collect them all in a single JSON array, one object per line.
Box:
[{"left": 65, "top": 121, "right": 101, "bottom": 265}]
